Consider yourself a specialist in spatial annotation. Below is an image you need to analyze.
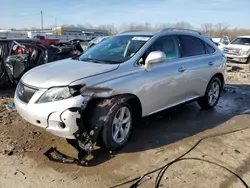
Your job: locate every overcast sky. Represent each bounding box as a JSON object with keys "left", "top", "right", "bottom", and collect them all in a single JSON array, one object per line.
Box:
[{"left": 0, "top": 0, "right": 249, "bottom": 29}]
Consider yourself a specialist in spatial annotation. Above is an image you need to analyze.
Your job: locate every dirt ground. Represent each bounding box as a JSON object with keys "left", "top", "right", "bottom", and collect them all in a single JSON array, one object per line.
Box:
[{"left": 0, "top": 62, "right": 250, "bottom": 188}]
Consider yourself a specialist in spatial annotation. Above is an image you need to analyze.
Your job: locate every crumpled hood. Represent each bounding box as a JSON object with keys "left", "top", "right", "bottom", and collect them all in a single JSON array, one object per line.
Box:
[
  {"left": 21, "top": 58, "right": 119, "bottom": 88},
  {"left": 226, "top": 44, "right": 250, "bottom": 51}
]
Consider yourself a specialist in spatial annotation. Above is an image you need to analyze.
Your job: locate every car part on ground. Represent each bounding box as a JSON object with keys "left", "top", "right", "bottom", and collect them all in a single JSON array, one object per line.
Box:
[
  {"left": 223, "top": 36, "right": 250, "bottom": 64},
  {"left": 0, "top": 39, "right": 83, "bottom": 88},
  {"left": 15, "top": 28, "right": 226, "bottom": 155}
]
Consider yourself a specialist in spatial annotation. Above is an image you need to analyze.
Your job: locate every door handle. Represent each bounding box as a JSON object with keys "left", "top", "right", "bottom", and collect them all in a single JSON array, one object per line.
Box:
[
  {"left": 208, "top": 61, "right": 214, "bottom": 66},
  {"left": 178, "top": 67, "right": 186, "bottom": 72}
]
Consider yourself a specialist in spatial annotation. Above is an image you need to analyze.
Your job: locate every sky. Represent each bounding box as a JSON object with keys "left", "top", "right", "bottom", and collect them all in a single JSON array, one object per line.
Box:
[{"left": 0, "top": 0, "right": 249, "bottom": 29}]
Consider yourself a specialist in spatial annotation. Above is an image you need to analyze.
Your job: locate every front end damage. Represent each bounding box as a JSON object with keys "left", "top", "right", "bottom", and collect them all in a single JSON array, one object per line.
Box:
[{"left": 44, "top": 87, "right": 118, "bottom": 165}]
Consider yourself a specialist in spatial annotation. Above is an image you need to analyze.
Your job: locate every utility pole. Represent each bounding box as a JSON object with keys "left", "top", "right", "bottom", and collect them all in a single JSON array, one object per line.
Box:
[
  {"left": 40, "top": 11, "right": 43, "bottom": 32},
  {"left": 55, "top": 18, "right": 57, "bottom": 27}
]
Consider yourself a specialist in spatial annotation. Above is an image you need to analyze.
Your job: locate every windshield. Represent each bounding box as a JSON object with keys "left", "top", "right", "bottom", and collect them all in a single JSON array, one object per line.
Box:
[
  {"left": 231, "top": 38, "right": 250, "bottom": 46},
  {"left": 79, "top": 35, "right": 151, "bottom": 64},
  {"left": 90, "top": 37, "right": 106, "bottom": 44}
]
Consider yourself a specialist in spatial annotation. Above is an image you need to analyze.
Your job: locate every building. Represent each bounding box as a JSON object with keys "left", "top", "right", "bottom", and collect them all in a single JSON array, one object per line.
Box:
[{"left": 52, "top": 27, "right": 109, "bottom": 37}]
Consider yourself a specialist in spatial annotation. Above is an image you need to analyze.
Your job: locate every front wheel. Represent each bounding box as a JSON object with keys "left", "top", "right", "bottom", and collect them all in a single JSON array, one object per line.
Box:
[
  {"left": 197, "top": 77, "right": 222, "bottom": 109},
  {"left": 101, "top": 104, "right": 133, "bottom": 151}
]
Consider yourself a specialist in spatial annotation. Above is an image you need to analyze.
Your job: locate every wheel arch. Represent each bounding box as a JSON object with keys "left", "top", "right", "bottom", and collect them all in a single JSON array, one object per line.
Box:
[
  {"left": 87, "top": 93, "right": 142, "bottom": 119},
  {"left": 211, "top": 73, "right": 224, "bottom": 90}
]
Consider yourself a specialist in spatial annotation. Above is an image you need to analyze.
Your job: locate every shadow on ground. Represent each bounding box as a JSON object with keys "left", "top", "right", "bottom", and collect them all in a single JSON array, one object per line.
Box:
[
  {"left": 77, "top": 84, "right": 250, "bottom": 166},
  {"left": 2, "top": 84, "right": 250, "bottom": 167}
]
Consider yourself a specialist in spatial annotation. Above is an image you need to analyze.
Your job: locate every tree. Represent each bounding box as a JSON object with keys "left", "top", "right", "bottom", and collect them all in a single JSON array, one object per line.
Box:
[
  {"left": 172, "top": 21, "right": 194, "bottom": 29},
  {"left": 201, "top": 23, "right": 214, "bottom": 36},
  {"left": 96, "top": 24, "right": 118, "bottom": 35},
  {"left": 215, "top": 23, "right": 230, "bottom": 37}
]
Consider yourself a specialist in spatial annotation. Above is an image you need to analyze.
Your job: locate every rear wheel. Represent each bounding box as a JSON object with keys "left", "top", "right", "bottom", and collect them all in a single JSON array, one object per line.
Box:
[{"left": 197, "top": 77, "right": 222, "bottom": 109}]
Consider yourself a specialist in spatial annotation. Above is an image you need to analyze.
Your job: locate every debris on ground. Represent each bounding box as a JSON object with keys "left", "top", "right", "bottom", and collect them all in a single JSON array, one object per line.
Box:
[{"left": 5, "top": 103, "right": 16, "bottom": 112}]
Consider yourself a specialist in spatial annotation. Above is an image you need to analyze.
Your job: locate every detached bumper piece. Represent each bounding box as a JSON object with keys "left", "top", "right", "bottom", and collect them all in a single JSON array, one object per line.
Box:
[
  {"left": 44, "top": 147, "right": 92, "bottom": 166},
  {"left": 44, "top": 148, "right": 81, "bottom": 165},
  {"left": 44, "top": 134, "right": 94, "bottom": 166}
]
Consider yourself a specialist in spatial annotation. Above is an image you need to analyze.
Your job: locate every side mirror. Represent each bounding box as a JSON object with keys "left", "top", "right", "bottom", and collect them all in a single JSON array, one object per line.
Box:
[{"left": 144, "top": 51, "right": 166, "bottom": 71}]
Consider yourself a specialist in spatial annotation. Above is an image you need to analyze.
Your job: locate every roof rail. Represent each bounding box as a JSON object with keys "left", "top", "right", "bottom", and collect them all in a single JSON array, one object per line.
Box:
[
  {"left": 119, "top": 30, "right": 144, "bottom": 34},
  {"left": 162, "top": 28, "right": 203, "bottom": 35}
]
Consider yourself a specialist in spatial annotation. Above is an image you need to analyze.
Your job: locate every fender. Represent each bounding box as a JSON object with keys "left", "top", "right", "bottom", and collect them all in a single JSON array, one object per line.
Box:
[{"left": 74, "top": 94, "right": 135, "bottom": 143}]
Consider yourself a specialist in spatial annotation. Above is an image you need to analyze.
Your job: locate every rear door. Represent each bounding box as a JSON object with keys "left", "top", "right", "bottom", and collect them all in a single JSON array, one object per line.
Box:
[{"left": 177, "top": 35, "right": 217, "bottom": 99}]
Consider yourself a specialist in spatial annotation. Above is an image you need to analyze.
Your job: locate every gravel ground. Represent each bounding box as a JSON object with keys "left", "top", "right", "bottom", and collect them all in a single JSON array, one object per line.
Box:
[{"left": 0, "top": 62, "right": 250, "bottom": 188}]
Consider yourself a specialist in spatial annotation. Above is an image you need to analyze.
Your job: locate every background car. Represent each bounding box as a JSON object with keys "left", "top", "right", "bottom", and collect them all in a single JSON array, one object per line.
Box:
[
  {"left": 223, "top": 36, "right": 250, "bottom": 64},
  {"left": 81, "top": 36, "right": 110, "bottom": 52},
  {"left": 212, "top": 36, "right": 230, "bottom": 51}
]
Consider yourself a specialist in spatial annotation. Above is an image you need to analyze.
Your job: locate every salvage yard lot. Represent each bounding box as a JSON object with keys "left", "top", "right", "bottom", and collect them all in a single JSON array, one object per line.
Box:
[{"left": 0, "top": 62, "right": 250, "bottom": 188}]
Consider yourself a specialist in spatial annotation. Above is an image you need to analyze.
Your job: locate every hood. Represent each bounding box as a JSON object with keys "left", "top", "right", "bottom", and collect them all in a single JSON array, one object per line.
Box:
[
  {"left": 21, "top": 58, "right": 119, "bottom": 88},
  {"left": 226, "top": 44, "right": 250, "bottom": 51}
]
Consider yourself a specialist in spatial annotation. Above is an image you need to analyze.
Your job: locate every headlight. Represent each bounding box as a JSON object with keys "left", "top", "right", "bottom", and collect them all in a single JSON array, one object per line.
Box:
[
  {"left": 36, "top": 85, "right": 82, "bottom": 103},
  {"left": 240, "top": 50, "right": 250, "bottom": 56},
  {"left": 80, "top": 86, "right": 113, "bottom": 98}
]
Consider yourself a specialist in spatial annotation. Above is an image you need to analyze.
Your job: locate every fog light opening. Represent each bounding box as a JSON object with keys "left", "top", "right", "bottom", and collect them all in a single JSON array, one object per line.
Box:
[{"left": 59, "top": 122, "right": 66, "bottom": 129}]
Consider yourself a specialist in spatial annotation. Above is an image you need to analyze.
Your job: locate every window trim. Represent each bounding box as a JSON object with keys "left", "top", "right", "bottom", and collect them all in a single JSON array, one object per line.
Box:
[{"left": 203, "top": 41, "right": 216, "bottom": 54}]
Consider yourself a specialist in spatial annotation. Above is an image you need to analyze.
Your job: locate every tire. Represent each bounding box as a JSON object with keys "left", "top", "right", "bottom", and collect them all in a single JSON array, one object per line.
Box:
[
  {"left": 86, "top": 97, "right": 133, "bottom": 151},
  {"left": 102, "top": 102, "right": 133, "bottom": 151},
  {"left": 197, "top": 77, "right": 222, "bottom": 109},
  {"left": 247, "top": 56, "right": 250, "bottom": 64}
]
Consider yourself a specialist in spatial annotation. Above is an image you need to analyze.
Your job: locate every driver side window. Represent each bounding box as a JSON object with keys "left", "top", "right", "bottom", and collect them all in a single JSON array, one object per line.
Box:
[{"left": 139, "top": 35, "right": 180, "bottom": 65}]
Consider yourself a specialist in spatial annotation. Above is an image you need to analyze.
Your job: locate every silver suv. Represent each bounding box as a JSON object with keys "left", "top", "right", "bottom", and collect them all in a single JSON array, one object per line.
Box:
[{"left": 14, "top": 28, "right": 226, "bottom": 151}]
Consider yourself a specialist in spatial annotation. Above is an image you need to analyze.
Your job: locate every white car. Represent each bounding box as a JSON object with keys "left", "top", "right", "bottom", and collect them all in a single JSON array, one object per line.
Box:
[
  {"left": 212, "top": 36, "right": 230, "bottom": 51},
  {"left": 223, "top": 36, "right": 250, "bottom": 64}
]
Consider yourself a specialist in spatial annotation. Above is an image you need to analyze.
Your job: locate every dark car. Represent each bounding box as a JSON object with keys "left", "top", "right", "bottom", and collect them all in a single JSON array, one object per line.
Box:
[{"left": 0, "top": 39, "right": 76, "bottom": 87}]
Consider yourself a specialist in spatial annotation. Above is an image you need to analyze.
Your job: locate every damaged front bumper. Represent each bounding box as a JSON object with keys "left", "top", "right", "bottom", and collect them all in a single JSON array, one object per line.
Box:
[{"left": 14, "top": 89, "right": 90, "bottom": 139}]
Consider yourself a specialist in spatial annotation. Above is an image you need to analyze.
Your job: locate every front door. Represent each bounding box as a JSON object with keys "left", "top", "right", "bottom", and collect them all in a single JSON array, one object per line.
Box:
[{"left": 139, "top": 35, "right": 188, "bottom": 115}]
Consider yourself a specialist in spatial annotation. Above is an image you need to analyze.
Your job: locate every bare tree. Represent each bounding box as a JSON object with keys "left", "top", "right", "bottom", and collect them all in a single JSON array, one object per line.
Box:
[
  {"left": 201, "top": 23, "right": 214, "bottom": 36},
  {"left": 172, "top": 21, "right": 194, "bottom": 29},
  {"left": 215, "top": 23, "right": 230, "bottom": 37},
  {"left": 96, "top": 24, "right": 118, "bottom": 35}
]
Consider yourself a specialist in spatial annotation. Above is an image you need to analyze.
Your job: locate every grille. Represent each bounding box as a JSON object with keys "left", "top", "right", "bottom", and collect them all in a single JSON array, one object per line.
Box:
[
  {"left": 17, "top": 82, "right": 37, "bottom": 103},
  {"left": 223, "top": 47, "right": 240, "bottom": 55}
]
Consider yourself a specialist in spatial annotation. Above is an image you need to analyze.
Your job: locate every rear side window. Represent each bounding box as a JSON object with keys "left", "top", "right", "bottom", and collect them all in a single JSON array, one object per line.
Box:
[
  {"left": 178, "top": 35, "right": 206, "bottom": 57},
  {"left": 204, "top": 42, "right": 215, "bottom": 54}
]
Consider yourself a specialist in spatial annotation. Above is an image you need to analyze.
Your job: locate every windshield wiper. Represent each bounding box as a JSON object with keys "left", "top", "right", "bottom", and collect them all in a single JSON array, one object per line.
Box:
[
  {"left": 80, "top": 58, "right": 122, "bottom": 64},
  {"left": 80, "top": 58, "right": 106, "bottom": 64},
  {"left": 71, "top": 54, "right": 81, "bottom": 60}
]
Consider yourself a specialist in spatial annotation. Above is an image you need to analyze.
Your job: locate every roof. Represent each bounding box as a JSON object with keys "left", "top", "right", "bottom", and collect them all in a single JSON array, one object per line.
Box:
[
  {"left": 119, "top": 28, "right": 204, "bottom": 37},
  {"left": 0, "top": 38, "right": 45, "bottom": 47},
  {"left": 0, "top": 38, "right": 38, "bottom": 42},
  {"left": 212, "top": 38, "right": 221, "bottom": 43},
  {"left": 119, "top": 30, "right": 159, "bottom": 36},
  {"left": 238, "top": 36, "right": 250, "bottom": 38}
]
